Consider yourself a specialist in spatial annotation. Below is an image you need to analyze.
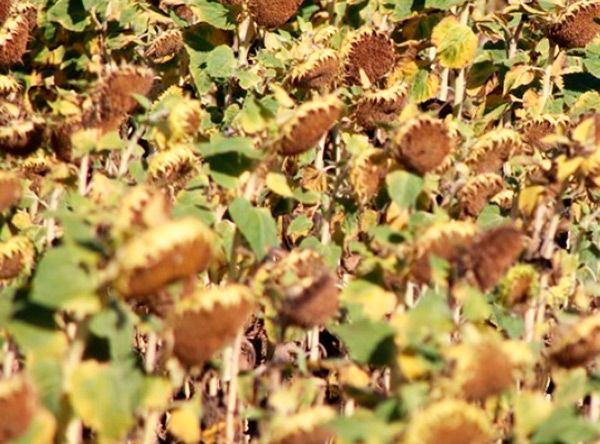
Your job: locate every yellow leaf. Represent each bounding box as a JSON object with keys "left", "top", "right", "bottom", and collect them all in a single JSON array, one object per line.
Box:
[
  {"left": 503, "top": 65, "right": 535, "bottom": 95},
  {"left": 168, "top": 407, "right": 200, "bottom": 444},
  {"left": 556, "top": 155, "right": 583, "bottom": 182},
  {"left": 341, "top": 280, "right": 397, "bottom": 321},
  {"left": 266, "top": 172, "right": 294, "bottom": 198},
  {"left": 572, "top": 117, "right": 598, "bottom": 148},
  {"left": 518, "top": 186, "right": 545, "bottom": 216},
  {"left": 432, "top": 17, "right": 478, "bottom": 69}
]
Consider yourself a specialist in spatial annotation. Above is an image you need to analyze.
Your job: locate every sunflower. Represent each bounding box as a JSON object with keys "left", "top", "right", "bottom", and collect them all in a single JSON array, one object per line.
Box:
[
  {"left": 145, "top": 29, "right": 184, "bottom": 63},
  {"left": 147, "top": 144, "right": 197, "bottom": 186},
  {"left": 498, "top": 264, "right": 540, "bottom": 308},
  {"left": 341, "top": 27, "right": 395, "bottom": 86},
  {"left": 115, "top": 185, "right": 172, "bottom": 233},
  {"left": 457, "top": 173, "right": 504, "bottom": 217},
  {"left": 0, "top": 171, "right": 21, "bottom": 211},
  {"left": 247, "top": 0, "right": 303, "bottom": 29},
  {"left": 0, "top": 377, "right": 37, "bottom": 443},
  {"left": 548, "top": 0, "right": 600, "bottom": 48},
  {"left": 354, "top": 82, "right": 409, "bottom": 130},
  {"left": 289, "top": 49, "right": 339, "bottom": 89},
  {"left": 549, "top": 313, "right": 600, "bottom": 368},
  {"left": 520, "top": 114, "right": 569, "bottom": 151},
  {"left": 0, "top": 14, "right": 31, "bottom": 67},
  {"left": 465, "top": 129, "right": 524, "bottom": 174},
  {"left": 349, "top": 148, "right": 390, "bottom": 206},
  {"left": 0, "top": 235, "right": 34, "bottom": 283}
]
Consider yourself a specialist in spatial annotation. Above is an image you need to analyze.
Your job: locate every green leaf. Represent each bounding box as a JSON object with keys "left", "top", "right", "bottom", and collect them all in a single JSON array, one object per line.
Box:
[
  {"left": 432, "top": 16, "right": 478, "bottom": 69},
  {"left": 189, "top": 0, "right": 236, "bottom": 30},
  {"left": 584, "top": 40, "right": 600, "bottom": 79},
  {"left": 331, "top": 318, "right": 396, "bottom": 367},
  {"left": 532, "top": 407, "right": 600, "bottom": 444},
  {"left": 206, "top": 45, "right": 236, "bottom": 79},
  {"left": 386, "top": 171, "right": 424, "bottom": 209},
  {"left": 47, "top": 0, "right": 90, "bottom": 32},
  {"left": 197, "top": 135, "right": 264, "bottom": 159},
  {"left": 229, "top": 198, "right": 279, "bottom": 260}
]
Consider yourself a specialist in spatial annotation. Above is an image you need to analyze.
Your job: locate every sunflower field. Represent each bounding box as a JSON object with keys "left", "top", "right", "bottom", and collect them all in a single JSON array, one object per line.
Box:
[{"left": 2, "top": 0, "right": 600, "bottom": 442}]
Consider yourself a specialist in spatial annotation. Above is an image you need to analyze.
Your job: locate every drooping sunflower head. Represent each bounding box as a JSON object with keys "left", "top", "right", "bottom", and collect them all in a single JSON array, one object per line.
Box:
[
  {"left": 354, "top": 82, "right": 409, "bottom": 130},
  {"left": 276, "top": 95, "right": 342, "bottom": 156},
  {"left": 520, "top": 114, "right": 569, "bottom": 151},
  {"left": 0, "top": 114, "right": 44, "bottom": 154},
  {"left": 145, "top": 29, "right": 184, "bottom": 63},
  {"left": 115, "top": 217, "right": 215, "bottom": 299},
  {"left": 147, "top": 144, "right": 197, "bottom": 186},
  {"left": 468, "top": 225, "right": 525, "bottom": 291},
  {"left": 341, "top": 27, "right": 395, "bottom": 86},
  {"left": 247, "top": 0, "right": 303, "bottom": 29},
  {"left": 0, "top": 0, "right": 12, "bottom": 25},
  {"left": 549, "top": 313, "right": 600, "bottom": 368},
  {"left": 457, "top": 173, "right": 504, "bottom": 218},
  {"left": 266, "top": 406, "right": 336, "bottom": 444},
  {"left": 0, "top": 376, "right": 37, "bottom": 443},
  {"left": 0, "top": 235, "right": 35, "bottom": 284},
  {"left": 548, "top": 0, "right": 600, "bottom": 48},
  {"left": 0, "top": 74, "right": 19, "bottom": 97},
  {"left": 403, "top": 399, "right": 494, "bottom": 444},
  {"left": 350, "top": 147, "right": 391, "bottom": 205},
  {"left": 115, "top": 185, "right": 172, "bottom": 234},
  {"left": 499, "top": 264, "right": 540, "bottom": 308},
  {"left": 289, "top": 49, "right": 339, "bottom": 89},
  {"left": 0, "top": 170, "right": 21, "bottom": 212},
  {"left": 392, "top": 116, "right": 453, "bottom": 175},
  {"left": 465, "top": 129, "right": 524, "bottom": 174},
  {"left": 0, "top": 14, "right": 31, "bottom": 68},
  {"left": 262, "top": 249, "right": 339, "bottom": 328},
  {"left": 171, "top": 284, "right": 255, "bottom": 367}
]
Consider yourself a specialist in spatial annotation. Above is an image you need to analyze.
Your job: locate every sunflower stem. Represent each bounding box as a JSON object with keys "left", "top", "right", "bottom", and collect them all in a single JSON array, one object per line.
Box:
[
  {"left": 142, "top": 411, "right": 160, "bottom": 444},
  {"left": 144, "top": 331, "right": 158, "bottom": 373},
  {"left": 226, "top": 330, "right": 243, "bottom": 443},
  {"left": 541, "top": 43, "right": 556, "bottom": 111},
  {"left": 78, "top": 154, "right": 90, "bottom": 196},
  {"left": 439, "top": 67, "right": 450, "bottom": 102},
  {"left": 2, "top": 339, "right": 14, "bottom": 378}
]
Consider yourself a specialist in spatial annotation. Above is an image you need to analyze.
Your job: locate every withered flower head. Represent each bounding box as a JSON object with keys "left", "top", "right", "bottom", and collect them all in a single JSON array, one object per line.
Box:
[
  {"left": 0, "top": 377, "right": 37, "bottom": 443},
  {"left": 549, "top": 313, "right": 600, "bottom": 368},
  {"left": 145, "top": 29, "right": 184, "bottom": 63},
  {"left": 0, "top": 74, "right": 19, "bottom": 97},
  {"left": 468, "top": 225, "right": 524, "bottom": 291},
  {"left": 0, "top": 235, "right": 34, "bottom": 282},
  {"left": 0, "top": 171, "right": 21, "bottom": 211},
  {"left": 490, "top": 189, "right": 514, "bottom": 210},
  {"left": 13, "top": 2, "right": 37, "bottom": 31},
  {"left": 465, "top": 129, "right": 524, "bottom": 174},
  {"left": 499, "top": 264, "right": 540, "bottom": 308},
  {"left": 0, "top": 116, "right": 44, "bottom": 153},
  {"left": 0, "top": 0, "right": 11, "bottom": 26},
  {"left": 548, "top": 0, "right": 600, "bottom": 48},
  {"left": 410, "top": 221, "right": 477, "bottom": 284},
  {"left": 0, "top": 14, "right": 30, "bottom": 67},
  {"left": 277, "top": 95, "right": 342, "bottom": 156},
  {"left": 289, "top": 49, "right": 339, "bottom": 89},
  {"left": 168, "top": 98, "right": 204, "bottom": 141},
  {"left": 393, "top": 116, "right": 453, "bottom": 175},
  {"left": 349, "top": 148, "right": 390, "bottom": 205},
  {"left": 147, "top": 144, "right": 197, "bottom": 185},
  {"left": 247, "top": 0, "right": 303, "bottom": 29},
  {"left": 87, "top": 64, "right": 154, "bottom": 132},
  {"left": 171, "top": 285, "right": 255, "bottom": 367},
  {"left": 267, "top": 406, "right": 336, "bottom": 444},
  {"left": 116, "top": 185, "right": 172, "bottom": 232},
  {"left": 115, "top": 217, "right": 215, "bottom": 299},
  {"left": 458, "top": 173, "right": 504, "bottom": 218},
  {"left": 263, "top": 249, "right": 339, "bottom": 328},
  {"left": 404, "top": 399, "right": 493, "bottom": 444},
  {"left": 341, "top": 27, "right": 395, "bottom": 86},
  {"left": 521, "top": 114, "right": 569, "bottom": 151},
  {"left": 354, "top": 82, "right": 409, "bottom": 130}
]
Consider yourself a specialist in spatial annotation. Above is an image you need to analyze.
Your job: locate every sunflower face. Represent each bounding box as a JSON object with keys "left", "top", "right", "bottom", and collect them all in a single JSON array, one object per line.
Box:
[
  {"left": 290, "top": 49, "right": 339, "bottom": 89},
  {"left": 171, "top": 285, "right": 255, "bottom": 367},
  {"left": 277, "top": 95, "right": 342, "bottom": 156},
  {"left": 465, "top": 129, "right": 523, "bottom": 174},
  {"left": 469, "top": 225, "right": 524, "bottom": 291},
  {"left": 521, "top": 115, "right": 568, "bottom": 151},
  {"left": 342, "top": 27, "right": 395, "bottom": 86},
  {"left": 247, "top": 0, "right": 303, "bottom": 29},
  {"left": 0, "top": 14, "right": 30, "bottom": 68},
  {"left": 0, "top": 0, "right": 12, "bottom": 26},
  {"left": 458, "top": 173, "right": 504, "bottom": 218},
  {"left": 116, "top": 185, "right": 172, "bottom": 232},
  {"left": 146, "top": 29, "right": 183, "bottom": 63},
  {"left": 354, "top": 82, "right": 409, "bottom": 130},
  {"left": 549, "top": 314, "right": 600, "bottom": 368},
  {"left": 548, "top": 0, "right": 600, "bottom": 48},
  {"left": 393, "top": 116, "right": 452, "bottom": 175},
  {"left": 115, "top": 218, "right": 214, "bottom": 299},
  {"left": 404, "top": 399, "right": 493, "bottom": 444},
  {"left": 0, "top": 235, "right": 34, "bottom": 283},
  {"left": 0, "top": 171, "right": 21, "bottom": 211},
  {"left": 147, "top": 144, "right": 197, "bottom": 186},
  {"left": 0, "top": 116, "right": 44, "bottom": 154},
  {"left": 350, "top": 148, "right": 390, "bottom": 205},
  {"left": 0, "top": 377, "right": 36, "bottom": 443},
  {"left": 499, "top": 264, "right": 540, "bottom": 308},
  {"left": 264, "top": 249, "right": 339, "bottom": 327}
]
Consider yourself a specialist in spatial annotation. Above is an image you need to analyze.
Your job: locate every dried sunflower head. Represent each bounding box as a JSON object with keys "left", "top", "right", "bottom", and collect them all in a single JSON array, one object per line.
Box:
[
  {"left": 350, "top": 147, "right": 390, "bottom": 206},
  {"left": 115, "top": 185, "right": 172, "bottom": 233},
  {"left": 266, "top": 406, "right": 336, "bottom": 444},
  {"left": 0, "top": 235, "right": 34, "bottom": 283},
  {"left": 147, "top": 144, "right": 197, "bottom": 186},
  {"left": 404, "top": 399, "right": 494, "bottom": 444},
  {"left": 410, "top": 221, "right": 477, "bottom": 284},
  {"left": 520, "top": 114, "right": 569, "bottom": 151},
  {"left": 0, "top": 377, "right": 37, "bottom": 443},
  {"left": 0, "top": 14, "right": 30, "bottom": 68},
  {"left": 465, "top": 129, "right": 524, "bottom": 174},
  {"left": 289, "top": 49, "right": 339, "bottom": 89},
  {"left": 145, "top": 29, "right": 184, "bottom": 63},
  {"left": 262, "top": 249, "right": 339, "bottom": 328},
  {"left": 0, "top": 0, "right": 11, "bottom": 25},
  {"left": 468, "top": 225, "right": 524, "bottom": 291},
  {"left": 549, "top": 313, "right": 600, "bottom": 368},
  {"left": 86, "top": 64, "right": 154, "bottom": 132},
  {"left": 276, "top": 95, "right": 342, "bottom": 156},
  {"left": 341, "top": 27, "right": 395, "bottom": 86},
  {"left": 392, "top": 116, "right": 453, "bottom": 175},
  {"left": 0, "top": 74, "right": 19, "bottom": 97},
  {"left": 0, "top": 114, "right": 44, "bottom": 154},
  {"left": 170, "top": 285, "right": 255, "bottom": 367},
  {"left": 247, "top": 0, "right": 303, "bottom": 29},
  {"left": 354, "top": 82, "right": 409, "bottom": 130},
  {"left": 115, "top": 217, "right": 215, "bottom": 299},
  {"left": 548, "top": 0, "right": 600, "bottom": 48},
  {"left": 0, "top": 170, "right": 21, "bottom": 211},
  {"left": 457, "top": 173, "right": 504, "bottom": 218},
  {"left": 499, "top": 264, "right": 540, "bottom": 308}
]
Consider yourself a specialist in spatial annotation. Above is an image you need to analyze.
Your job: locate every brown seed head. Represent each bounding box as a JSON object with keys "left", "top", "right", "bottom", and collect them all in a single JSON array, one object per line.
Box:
[
  {"left": 458, "top": 173, "right": 504, "bottom": 218},
  {"left": 0, "top": 171, "right": 21, "bottom": 211},
  {"left": 116, "top": 185, "right": 172, "bottom": 233},
  {"left": 548, "top": 0, "right": 600, "bottom": 48},
  {"left": 0, "top": 116, "right": 44, "bottom": 153},
  {"left": 0, "top": 377, "right": 37, "bottom": 443},
  {"left": 521, "top": 115, "right": 569, "bottom": 151},
  {"left": 277, "top": 95, "right": 342, "bottom": 156},
  {"left": 247, "top": 0, "right": 303, "bottom": 29},
  {"left": 146, "top": 29, "right": 184, "bottom": 63},
  {"left": 354, "top": 82, "right": 409, "bottom": 129},
  {"left": 393, "top": 116, "right": 452, "bottom": 174},
  {"left": 290, "top": 49, "right": 339, "bottom": 89},
  {"left": 341, "top": 27, "right": 395, "bottom": 86},
  {"left": 171, "top": 285, "right": 255, "bottom": 367},
  {"left": 0, "top": 0, "right": 12, "bottom": 26},
  {"left": 0, "top": 14, "right": 30, "bottom": 67},
  {"left": 465, "top": 129, "right": 524, "bottom": 174},
  {"left": 147, "top": 144, "right": 197, "bottom": 186},
  {"left": 549, "top": 313, "right": 600, "bottom": 368},
  {"left": 349, "top": 148, "right": 390, "bottom": 205}
]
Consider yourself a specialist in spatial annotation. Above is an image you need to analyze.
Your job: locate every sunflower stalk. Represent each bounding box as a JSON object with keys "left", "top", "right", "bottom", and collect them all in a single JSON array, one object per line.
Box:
[
  {"left": 226, "top": 330, "right": 243, "bottom": 443},
  {"left": 541, "top": 42, "right": 557, "bottom": 111}
]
